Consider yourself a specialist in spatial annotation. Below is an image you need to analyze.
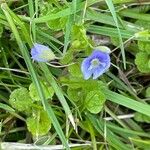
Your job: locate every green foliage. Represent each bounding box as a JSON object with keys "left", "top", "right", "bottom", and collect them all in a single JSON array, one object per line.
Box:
[
  {"left": 61, "top": 74, "right": 106, "bottom": 113},
  {"left": 111, "top": 36, "right": 120, "bottom": 46},
  {"left": 67, "top": 87, "right": 83, "bottom": 102},
  {"left": 2, "top": 0, "right": 150, "bottom": 149},
  {"left": 9, "top": 87, "right": 32, "bottom": 112},
  {"left": 26, "top": 110, "right": 51, "bottom": 136},
  {"left": 85, "top": 90, "right": 106, "bottom": 114},
  {"left": 60, "top": 50, "right": 73, "bottom": 64},
  {"left": 146, "top": 87, "right": 150, "bottom": 98},
  {"left": 71, "top": 24, "right": 93, "bottom": 52},
  {"left": 9, "top": 84, "right": 53, "bottom": 137},
  {"left": 68, "top": 63, "right": 82, "bottom": 78},
  {"left": 135, "top": 41, "right": 150, "bottom": 73},
  {"left": 135, "top": 30, "right": 150, "bottom": 41},
  {"left": 135, "top": 52, "right": 150, "bottom": 73},
  {"left": 47, "top": 8, "right": 67, "bottom": 31},
  {"left": 136, "top": 20, "right": 150, "bottom": 30},
  {"left": 29, "top": 82, "right": 54, "bottom": 101},
  {"left": 60, "top": 24, "right": 93, "bottom": 64},
  {"left": 130, "top": 138, "right": 150, "bottom": 150},
  {"left": 138, "top": 41, "right": 150, "bottom": 55},
  {"left": 0, "top": 24, "right": 3, "bottom": 37},
  {"left": 134, "top": 112, "right": 150, "bottom": 123}
]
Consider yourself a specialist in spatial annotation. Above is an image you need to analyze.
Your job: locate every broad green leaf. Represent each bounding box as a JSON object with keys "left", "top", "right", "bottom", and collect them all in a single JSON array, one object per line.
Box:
[
  {"left": 138, "top": 41, "right": 150, "bottom": 54},
  {"left": 88, "top": 25, "right": 134, "bottom": 39},
  {"left": 67, "top": 87, "right": 83, "bottom": 102},
  {"left": 68, "top": 63, "right": 82, "bottom": 78},
  {"left": 9, "top": 87, "right": 32, "bottom": 112},
  {"left": 29, "top": 82, "right": 54, "bottom": 101},
  {"left": 85, "top": 90, "right": 106, "bottom": 114},
  {"left": 61, "top": 77, "right": 106, "bottom": 90},
  {"left": 26, "top": 110, "right": 51, "bottom": 136},
  {"left": 111, "top": 37, "right": 120, "bottom": 46},
  {"left": 135, "top": 52, "right": 150, "bottom": 73}
]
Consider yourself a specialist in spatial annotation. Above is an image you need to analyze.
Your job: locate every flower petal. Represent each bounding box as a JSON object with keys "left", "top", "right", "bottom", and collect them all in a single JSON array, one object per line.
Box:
[
  {"left": 92, "top": 63, "right": 110, "bottom": 79},
  {"left": 81, "top": 49, "right": 111, "bottom": 80},
  {"left": 31, "top": 43, "right": 55, "bottom": 62},
  {"left": 81, "top": 57, "right": 92, "bottom": 80},
  {"left": 34, "top": 43, "right": 49, "bottom": 51},
  {"left": 92, "top": 50, "right": 110, "bottom": 63}
]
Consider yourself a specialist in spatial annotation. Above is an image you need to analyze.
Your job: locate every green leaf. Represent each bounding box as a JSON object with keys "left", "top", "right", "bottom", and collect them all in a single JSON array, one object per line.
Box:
[
  {"left": 47, "top": 8, "right": 67, "bottom": 31},
  {"left": 0, "top": 103, "right": 15, "bottom": 112},
  {"left": 71, "top": 24, "right": 91, "bottom": 51},
  {"left": 9, "top": 87, "right": 32, "bottom": 112},
  {"left": 67, "top": 87, "right": 83, "bottom": 102},
  {"left": 104, "top": 89, "right": 150, "bottom": 117},
  {"left": 146, "top": 87, "right": 150, "bottom": 98},
  {"left": 136, "top": 20, "right": 150, "bottom": 30},
  {"left": 130, "top": 138, "right": 150, "bottom": 150},
  {"left": 68, "top": 63, "right": 82, "bottom": 78},
  {"left": 48, "top": 17, "right": 67, "bottom": 30},
  {"left": 135, "top": 30, "right": 150, "bottom": 41},
  {"left": 85, "top": 90, "right": 106, "bottom": 114},
  {"left": 26, "top": 110, "right": 51, "bottom": 136},
  {"left": 105, "top": 0, "right": 126, "bottom": 69},
  {"left": 61, "top": 77, "right": 106, "bottom": 90},
  {"left": 60, "top": 50, "right": 73, "bottom": 64},
  {"left": 29, "top": 82, "right": 54, "bottom": 101},
  {"left": 134, "top": 112, "right": 150, "bottom": 123},
  {"left": 135, "top": 52, "right": 150, "bottom": 73},
  {"left": 111, "top": 37, "right": 120, "bottom": 46},
  {"left": 138, "top": 41, "right": 150, "bottom": 54}
]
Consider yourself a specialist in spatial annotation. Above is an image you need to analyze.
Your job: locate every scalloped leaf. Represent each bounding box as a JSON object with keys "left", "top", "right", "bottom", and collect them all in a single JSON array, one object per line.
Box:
[
  {"left": 135, "top": 52, "right": 150, "bottom": 73},
  {"left": 29, "top": 82, "right": 54, "bottom": 101},
  {"left": 26, "top": 110, "right": 51, "bottom": 136},
  {"left": 85, "top": 90, "right": 106, "bottom": 114},
  {"left": 9, "top": 87, "right": 32, "bottom": 112}
]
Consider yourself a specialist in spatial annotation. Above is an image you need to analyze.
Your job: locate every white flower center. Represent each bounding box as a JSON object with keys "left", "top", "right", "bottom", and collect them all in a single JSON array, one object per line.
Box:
[
  {"left": 88, "top": 58, "right": 106, "bottom": 70},
  {"left": 88, "top": 58, "right": 100, "bottom": 70},
  {"left": 91, "top": 58, "right": 100, "bottom": 67}
]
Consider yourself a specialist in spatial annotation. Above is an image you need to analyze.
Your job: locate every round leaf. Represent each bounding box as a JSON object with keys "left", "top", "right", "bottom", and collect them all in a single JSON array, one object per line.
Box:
[
  {"left": 29, "top": 82, "right": 54, "bottom": 101},
  {"left": 26, "top": 110, "right": 51, "bottom": 136},
  {"left": 135, "top": 52, "right": 150, "bottom": 73},
  {"left": 9, "top": 87, "right": 32, "bottom": 112},
  {"left": 85, "top": 90, "right": 106, "bottom": 114}
]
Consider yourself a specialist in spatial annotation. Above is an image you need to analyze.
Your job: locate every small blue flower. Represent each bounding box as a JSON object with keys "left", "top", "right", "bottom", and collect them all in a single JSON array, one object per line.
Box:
[
  {"left": 31, "top": 43, "right": 55, "bottom": 62},
  {"left": 81, "top": 50, "right": 110, "bottom": 80}
]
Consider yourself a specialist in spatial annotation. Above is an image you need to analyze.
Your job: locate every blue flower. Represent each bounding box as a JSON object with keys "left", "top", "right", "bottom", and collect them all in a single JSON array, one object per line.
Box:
[
  {"left": 81, "top": 50, "right": 110, "bottom": 80},
  {"left": 31, "top": 43, "right": 55, "bottom": 62}
]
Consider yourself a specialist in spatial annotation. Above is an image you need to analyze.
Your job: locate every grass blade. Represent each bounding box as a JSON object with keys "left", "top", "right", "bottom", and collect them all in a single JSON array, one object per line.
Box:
[
  {"left": 105, "top": 0, "right": 126, "bottom": 68},
  {"left": 104, "top": 89, "right": 150, "bottom": 117}
]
